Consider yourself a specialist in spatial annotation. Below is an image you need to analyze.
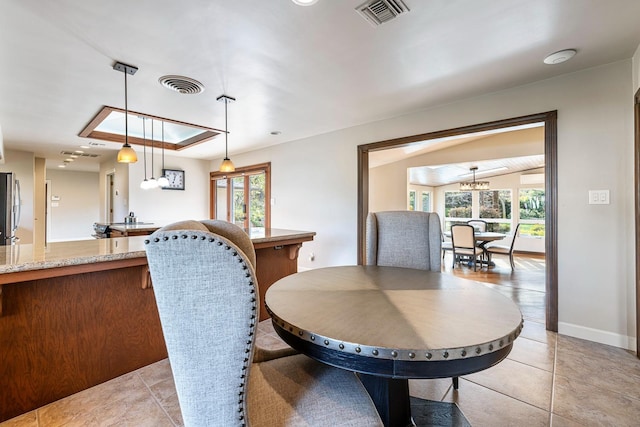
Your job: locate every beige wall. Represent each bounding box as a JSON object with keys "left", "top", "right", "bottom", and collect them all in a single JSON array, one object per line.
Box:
[
  {"left": 46, "top": 169, "right": 99, "bottom": 241},
  {"left": 219, "top": 59, "right": 635, "bottom": 350}
]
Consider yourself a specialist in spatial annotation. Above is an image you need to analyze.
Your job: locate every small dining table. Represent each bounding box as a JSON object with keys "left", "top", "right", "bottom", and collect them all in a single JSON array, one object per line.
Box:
[{"left": 265, "top": 265, "right": 523, "bottom": 426}]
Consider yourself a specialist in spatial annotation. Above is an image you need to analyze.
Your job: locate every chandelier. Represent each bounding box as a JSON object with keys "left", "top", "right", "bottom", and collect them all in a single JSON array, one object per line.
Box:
[{"left": 460, "top": 166, "right": 490, "bottom": 191}]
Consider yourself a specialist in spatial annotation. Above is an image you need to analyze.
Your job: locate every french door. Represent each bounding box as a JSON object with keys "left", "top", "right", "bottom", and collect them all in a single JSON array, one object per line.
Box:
[{"left": 210, "top": 163, "right": 271, "bottom": 229}]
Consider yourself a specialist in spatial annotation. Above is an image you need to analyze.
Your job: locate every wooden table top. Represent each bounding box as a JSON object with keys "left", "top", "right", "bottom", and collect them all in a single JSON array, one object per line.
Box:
[{"left": 265, "top": 265, "right": 523, "bottom": 363}]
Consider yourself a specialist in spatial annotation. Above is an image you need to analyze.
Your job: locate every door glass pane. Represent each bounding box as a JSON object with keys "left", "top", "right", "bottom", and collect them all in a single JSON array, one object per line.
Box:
[
  {"left": 249, "top": 173, "right": 265, "bottom": 228},
  {"left": 215, "top": 179, "right": 228, "bottom": 220},
  {"left": 232, "top": 177, "right": 245, "bottom": 225}
]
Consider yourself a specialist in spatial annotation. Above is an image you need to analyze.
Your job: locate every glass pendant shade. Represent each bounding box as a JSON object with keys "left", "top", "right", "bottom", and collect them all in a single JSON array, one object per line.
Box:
[
  {"left": 220, "top": 157, "right": 235, "bottom": 172},
  {"left": 117, "top": 143, "right": 137, "bottom": 163}
]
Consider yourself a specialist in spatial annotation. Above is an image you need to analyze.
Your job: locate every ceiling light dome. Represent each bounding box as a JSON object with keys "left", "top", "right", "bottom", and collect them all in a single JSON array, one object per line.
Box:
[
  {"left": 292, "top": 0, "right": 319, "bottom": 5},
  {"left": 543, "top": 49, "right": 576, "bottom": 65}
]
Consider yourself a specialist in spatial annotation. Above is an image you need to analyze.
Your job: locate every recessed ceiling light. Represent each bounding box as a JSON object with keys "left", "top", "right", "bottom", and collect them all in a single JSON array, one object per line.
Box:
[
  {"left": 80, "top": 145, "right": 90, "bottom": 149},
  {"left": 58, "top": 164, "right": 66, "bottom": 168},
  {"left": 292, "top": 0, "right": 319, "bottom": 5},
  {"left": 270, "top": 131, "right": 282, "bottom": 136},
  {"left": 543, "top": 49, "right": 576, "bottom": 65}
]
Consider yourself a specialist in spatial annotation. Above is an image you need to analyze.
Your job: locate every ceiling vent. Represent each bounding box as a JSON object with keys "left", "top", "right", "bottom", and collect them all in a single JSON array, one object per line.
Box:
[
  {"left": 356, "top": 0, "right": 409, "bottom": 26},
  {"left": 158, "top": 75, "right": 205, "bottom": 95}
]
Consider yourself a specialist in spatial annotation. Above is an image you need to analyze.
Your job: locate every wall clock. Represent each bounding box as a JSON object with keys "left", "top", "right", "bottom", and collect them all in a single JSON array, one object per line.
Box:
[{"left": 162, "top": 169, "right": 185, "bottom": 190}]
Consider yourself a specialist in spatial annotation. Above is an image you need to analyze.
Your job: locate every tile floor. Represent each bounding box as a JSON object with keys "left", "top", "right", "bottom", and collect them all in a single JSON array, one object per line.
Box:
[{"left": 3, "top": 256, "right": 640, "bottom": 426}]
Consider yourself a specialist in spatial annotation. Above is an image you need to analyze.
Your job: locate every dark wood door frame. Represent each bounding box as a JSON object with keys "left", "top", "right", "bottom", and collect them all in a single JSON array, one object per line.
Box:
[
  {"left": 634, "top": 88, "right": 640, "bottom": 357},
  {"left": 357, "top": 111, "right": 558, "bottom": 332}
]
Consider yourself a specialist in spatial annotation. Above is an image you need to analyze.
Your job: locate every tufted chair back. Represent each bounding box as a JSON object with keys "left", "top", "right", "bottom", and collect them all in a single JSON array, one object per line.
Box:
[
  {"left": 145, "top": 222, "right": 258, "bottom": 426},
  {"left": 366, "top": 211, "right": 442, "bottom": 272}
]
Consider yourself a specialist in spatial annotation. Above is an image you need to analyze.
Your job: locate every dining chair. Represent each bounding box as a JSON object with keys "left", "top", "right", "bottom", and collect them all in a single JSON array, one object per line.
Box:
[
  {"left": 366, "top": 211, "right": 462, "bottom": 389},
  {"left": 485, "top": 223, "right": 521, "bottom": 270},
  {"left": 451, "top": 224, "right": 485, "bottom": 271},
  {"left": 155, "top": 220, "right": 296, "bottom": 363},
  {"left": 366, "top": 210, "right": 442, "bottom": 271},
  {"left": 145, "top": 222, "right": 383, "bottom": 426},
  {"left": 441, "top": 231, "right": 454, "bottom": 260},
  {"left": 467, "top": 219, "right": 489, "bottom": 232}
]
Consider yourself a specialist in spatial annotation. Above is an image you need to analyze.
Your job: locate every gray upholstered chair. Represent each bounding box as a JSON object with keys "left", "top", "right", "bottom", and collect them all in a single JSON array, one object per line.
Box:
[
  {"left": 485, "top": 223, "right": 521, "bottom": 270},
  {"left": 365, "top": 211, "right": 461, "bottom": 388},
  {"left": 366, "top": 210, "right": 442, "bottom": 271},
  {"left": 145, "top": 221, "right": 383, "bottom": 426},
  {"left": 451, "top": 224, "right": 485, "bottom": 271},
  {"left": 155, "top": 220, "right": 296, "bottom": 363}
]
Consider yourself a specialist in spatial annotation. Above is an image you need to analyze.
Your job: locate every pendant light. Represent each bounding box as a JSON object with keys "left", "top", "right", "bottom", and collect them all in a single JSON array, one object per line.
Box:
[
  {"left": 157, "top": 122, "right": 169, "bottom": 188},
  {"left": 147, "top": 119, "right": 158, "bottom": 189},
  {"left": 460, "top": 166, "right": 490, "bottom": 191},
  {"left": 140, "top": 118, "right": 151, "bottom": 189},
  {"left": 114, "top": 62, "right": 138, "bottom": 163},
  {"left": 217, "top": 94, "right": 236, "bottom": 172}
]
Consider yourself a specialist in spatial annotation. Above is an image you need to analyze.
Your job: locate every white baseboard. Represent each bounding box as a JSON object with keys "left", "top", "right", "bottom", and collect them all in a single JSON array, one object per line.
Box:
[{"left": 558, "top": 322, "right": 637, "bottom": 351}]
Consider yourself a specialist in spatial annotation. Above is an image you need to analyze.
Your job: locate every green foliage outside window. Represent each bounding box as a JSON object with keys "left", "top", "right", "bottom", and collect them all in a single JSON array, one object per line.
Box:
[
  {"left": 519, "top": 189, "right": 545, "bottom": 219},
  {"left": 479, "top": 190, "right": 511, "bottom": 219},
  {"left": 445, "top": 191, "right": 472, "bottom": 217}
]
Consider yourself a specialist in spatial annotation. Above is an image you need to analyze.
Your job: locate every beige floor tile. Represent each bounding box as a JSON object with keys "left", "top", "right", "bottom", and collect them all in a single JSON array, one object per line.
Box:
[
  {"left": 556, "top": 337, "right": 640, "bottom": 400},
  {"left": 508, "top": 336, "right": 555, "bottom": 372},
  {"left": 550, "top": 413, "right": 586, "bottom": 426},
  {"left": 553, "top": 375, "right": 640, "bottom": 427},
  {"left": 0, "top": 412, "right": 37, "bottom": 427},
  {"left": 37, "top": 372, "right": 174, "bottom": 427},
  {"left": 148, "top": 377, "right": 184, "bottom": 427},
  {"left": 409, "top": 378, "right": 454, "bottom": 401},
  {"left": 519, "top": 319, "right": 557, "bottom": 346},
  {"left": 443, "top": 379, "right": 550, "bottom": 427},
  {"left": 463, "top": 358, "right": 553, "bottom": 410},
  {"left": 136, "top": 358, "right": 173, "bottom": 388}
]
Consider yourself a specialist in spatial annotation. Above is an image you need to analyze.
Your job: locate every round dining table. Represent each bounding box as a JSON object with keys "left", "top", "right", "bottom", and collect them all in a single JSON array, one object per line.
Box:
[{"left": 265, "top": 265, "right": 523, "bottom": 427}]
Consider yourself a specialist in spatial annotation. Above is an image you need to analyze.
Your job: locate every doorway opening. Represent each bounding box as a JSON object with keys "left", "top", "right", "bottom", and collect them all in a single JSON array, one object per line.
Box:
[{"left": 357, "top": 111, "right": 558, "bottom": 331}]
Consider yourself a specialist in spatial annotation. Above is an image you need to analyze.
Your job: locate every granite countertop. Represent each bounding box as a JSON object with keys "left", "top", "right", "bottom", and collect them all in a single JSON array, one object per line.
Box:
[
  {"left": 0, "top": 228, "right": 315, "bottom": 275},
  {"left": 0, "top": 236, "right": 149, "bottom": 274}
]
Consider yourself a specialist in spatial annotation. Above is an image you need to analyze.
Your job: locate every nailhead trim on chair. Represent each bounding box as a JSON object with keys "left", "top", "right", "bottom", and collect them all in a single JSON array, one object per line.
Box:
[{"left": 145, "top": 232, "right": 258, "bottom": 424}]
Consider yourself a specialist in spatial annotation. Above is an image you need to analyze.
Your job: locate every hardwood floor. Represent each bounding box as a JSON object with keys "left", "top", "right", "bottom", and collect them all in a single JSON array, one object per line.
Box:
[{"left": 443, "top": 251, "right": 546, "bottom": 324}]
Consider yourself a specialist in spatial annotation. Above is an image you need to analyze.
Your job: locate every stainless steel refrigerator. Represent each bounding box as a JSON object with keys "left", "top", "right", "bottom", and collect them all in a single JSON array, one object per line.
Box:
[{"left": 0, "top": 172, "right": 21, "bottom": 245}]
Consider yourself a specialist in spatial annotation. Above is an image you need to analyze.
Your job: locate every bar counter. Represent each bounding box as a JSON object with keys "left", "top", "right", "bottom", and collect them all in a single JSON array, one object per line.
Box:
[{"left": 0, "top": 228, "right": 315, "bottom": 422}]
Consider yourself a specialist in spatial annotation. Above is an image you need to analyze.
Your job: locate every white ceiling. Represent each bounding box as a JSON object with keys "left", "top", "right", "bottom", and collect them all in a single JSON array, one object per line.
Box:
[{"left": 1, "top": 0, "right": 640, "bottom": 172}]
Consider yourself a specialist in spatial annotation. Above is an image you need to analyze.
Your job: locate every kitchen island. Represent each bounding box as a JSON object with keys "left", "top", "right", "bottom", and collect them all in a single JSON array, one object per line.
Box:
[{"left": 0, "top": 228, "right": 314, "bottom": 422}]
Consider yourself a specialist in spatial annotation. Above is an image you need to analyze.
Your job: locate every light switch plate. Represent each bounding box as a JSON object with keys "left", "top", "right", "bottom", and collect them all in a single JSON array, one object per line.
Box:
[{"left": 588, "top": 190, "right": 610, "bottom": 205}]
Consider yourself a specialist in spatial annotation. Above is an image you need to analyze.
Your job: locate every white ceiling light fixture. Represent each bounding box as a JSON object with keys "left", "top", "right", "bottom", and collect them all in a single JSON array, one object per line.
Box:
[
  {"left": 543, "top": 49, "right": 576, "bottom": 65},
  {"left": 460, "top": 167, "right": 490, "bottom": 191},
  {"left": 217, "top": 95, "right": 236, "bottom": 173},
  {"left": 292, "top": 0, "right": 319, "bottom": 5},
  {"left": 114, "top": 62, "right": 138, "bottom": 163}
]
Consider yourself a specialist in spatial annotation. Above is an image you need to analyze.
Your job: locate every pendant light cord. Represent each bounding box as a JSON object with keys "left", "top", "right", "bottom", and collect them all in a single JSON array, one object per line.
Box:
[
  {"left": 124, "top": 71, "right": 129, "bottom": 146},
  {"left": 224, "top": 98, "right": 229, "bottom": 158},
  {"left": 161, "top": 122, "right": 165, "bottom": 170},
  {"left": 142, "top": 119, "right": 147, "bottom": 179},
  {"left": 150, "top": 119, "right": 154, "bottom": 178}
]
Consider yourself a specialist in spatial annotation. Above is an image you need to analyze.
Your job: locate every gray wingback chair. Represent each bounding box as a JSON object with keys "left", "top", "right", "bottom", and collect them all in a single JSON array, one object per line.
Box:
[
  {"left": 365, "top": 211, "right": 462, "bottom": 389},
  {"left": 145, "top": 221, "right": 383, "bottom": 426},
  {"left": 156, "top": 220, "right": 295, "bottom": 363},
  {"left": 366, "top": 211, "right": 442, "bottom": 272}
]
